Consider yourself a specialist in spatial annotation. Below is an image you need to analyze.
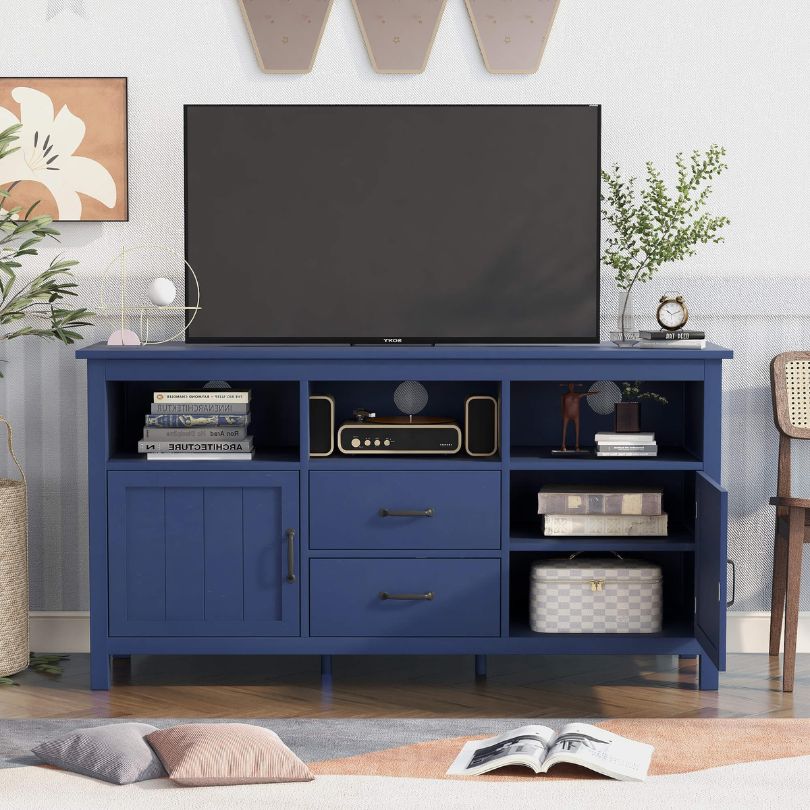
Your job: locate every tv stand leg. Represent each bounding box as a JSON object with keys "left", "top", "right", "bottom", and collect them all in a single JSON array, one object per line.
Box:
[
  {"left": 698, "top": 656, "right": 719, "bottom": 690},
  {"left": 320, "top": 655, "right": 333, "bottom": 679},
  {"left": 475, "top": 655, "right": 487, "bottom": 678},
  {"left": 91, "top": 651, "right": 111, "bottom": 691}
]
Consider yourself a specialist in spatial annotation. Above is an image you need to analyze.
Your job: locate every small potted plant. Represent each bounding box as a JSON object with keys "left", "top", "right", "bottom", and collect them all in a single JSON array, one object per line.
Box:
[{"left": 615, "top": 381, "right": 668, "bottom": 433}]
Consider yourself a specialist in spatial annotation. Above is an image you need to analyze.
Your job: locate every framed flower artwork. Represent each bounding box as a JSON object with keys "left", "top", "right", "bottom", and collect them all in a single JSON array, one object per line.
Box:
[{"left": 0, "top": 77, "right": 128, "bottom": 221}]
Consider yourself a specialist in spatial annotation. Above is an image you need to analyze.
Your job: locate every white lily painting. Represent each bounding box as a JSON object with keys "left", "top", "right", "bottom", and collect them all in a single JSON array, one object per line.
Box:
[{"left": 0, "top": 78, "right": 127, "bottom": 221}]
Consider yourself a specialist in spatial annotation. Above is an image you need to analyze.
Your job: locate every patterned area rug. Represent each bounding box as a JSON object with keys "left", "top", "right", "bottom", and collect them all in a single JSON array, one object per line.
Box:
[{"left": 1, "top": 718, "right": 809, "bottom": 809}]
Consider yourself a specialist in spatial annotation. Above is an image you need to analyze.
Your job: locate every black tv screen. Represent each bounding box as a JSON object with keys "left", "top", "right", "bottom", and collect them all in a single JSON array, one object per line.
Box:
[{"left": 185, "top": 105, "right": 600, "bottom": 344}]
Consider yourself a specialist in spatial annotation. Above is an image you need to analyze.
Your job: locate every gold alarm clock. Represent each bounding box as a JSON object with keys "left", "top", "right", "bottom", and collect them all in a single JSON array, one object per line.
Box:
[{"left": 656, "top": 292, "right": 689, "bottom": 331}]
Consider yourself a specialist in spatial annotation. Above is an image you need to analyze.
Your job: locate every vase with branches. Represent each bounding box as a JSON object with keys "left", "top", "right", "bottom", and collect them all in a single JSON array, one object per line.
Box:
[
  {"left": 601, "top": 145, "right": 730, "bottom": 343},
  {"left": 0, "top": 124, "right": 92, "bottom": 377}
]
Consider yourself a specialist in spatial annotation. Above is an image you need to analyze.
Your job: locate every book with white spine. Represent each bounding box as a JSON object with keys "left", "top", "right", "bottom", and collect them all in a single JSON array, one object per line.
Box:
[
  {"left": 595, "top": 432, "right": 655, "bottom": 444},
  {"left": 596, "top": 449, "right": 658, "bottom": 457},
  {"left": 146, "top": 452, "right": 254, "bottom": 461},
  {"left": 637, "top": 339, "right": 706, "bottom": 349},
  {"left": 153, "top": 390, "right": 251, "bottom": 403},
  {"left": 138, "top": 439, "right": 254, "bottom": 454}
]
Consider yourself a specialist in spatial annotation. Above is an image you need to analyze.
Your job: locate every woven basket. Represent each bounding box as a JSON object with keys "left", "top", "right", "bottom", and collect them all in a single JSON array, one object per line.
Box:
[{"left": 0, "top": 416, "right": 28, "bottom": 677}]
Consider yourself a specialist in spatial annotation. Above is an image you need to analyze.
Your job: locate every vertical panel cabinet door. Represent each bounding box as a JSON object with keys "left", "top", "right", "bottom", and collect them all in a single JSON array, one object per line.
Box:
[
  {"left": 695, "top": 472, "right": 729, "bottom": 669},
  {"left": 108, "top": 471, "right": 300, "bottom": 637}
]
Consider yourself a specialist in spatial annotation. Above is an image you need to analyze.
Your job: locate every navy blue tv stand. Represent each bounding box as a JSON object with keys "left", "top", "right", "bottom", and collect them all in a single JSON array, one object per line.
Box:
[{"left": 77, "top": 342, "right": 732, "bottom": 691}]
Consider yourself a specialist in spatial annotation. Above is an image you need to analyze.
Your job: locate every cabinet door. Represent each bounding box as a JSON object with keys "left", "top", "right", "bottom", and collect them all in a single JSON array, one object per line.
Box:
[
  {"left": 695, "top": 472, "right": 728, "bottom": 669},
  {"left": 108, "top": 471, "right": 299, "bottom": 637}
]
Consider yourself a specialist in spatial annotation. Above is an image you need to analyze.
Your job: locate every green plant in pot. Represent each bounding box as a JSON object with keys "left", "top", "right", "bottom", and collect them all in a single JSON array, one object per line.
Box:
[
  {"left": 601, "top": 145, "right": 730, "bottom": 345},
  {"left": 0, "top": 124, "right": 91, "bottom": 681},
  {"left": 0, "top": 125, "right": 92, "bottom": 372},
  {"left": 615, "top": 381, "right": 669, "bottom": 433}
]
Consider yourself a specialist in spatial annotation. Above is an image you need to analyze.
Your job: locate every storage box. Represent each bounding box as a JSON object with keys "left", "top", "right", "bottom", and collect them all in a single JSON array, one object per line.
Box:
[
  {"left": 529, "top": 558, "right": 662, "bottom": 634},
  {"left": 538, "top": 486, "right": 664, "bottom": 516}
]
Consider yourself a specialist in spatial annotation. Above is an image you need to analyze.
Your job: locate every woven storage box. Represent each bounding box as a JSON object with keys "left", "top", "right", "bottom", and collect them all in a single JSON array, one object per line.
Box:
[
  {"left": 529, "top": 558, "right": 662, "bottom": 634},
  {"left": 0, "top": 417, "right": 28, "bottom": 677}
]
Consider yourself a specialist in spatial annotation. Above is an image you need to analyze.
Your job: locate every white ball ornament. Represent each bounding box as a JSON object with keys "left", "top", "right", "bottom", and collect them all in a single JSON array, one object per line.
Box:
[{"left": 147, "top": 277, "right": 177, "bottom": 307}]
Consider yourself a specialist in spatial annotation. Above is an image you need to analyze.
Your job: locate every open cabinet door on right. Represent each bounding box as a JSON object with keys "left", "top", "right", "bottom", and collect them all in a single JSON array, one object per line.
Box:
[{"left": 695, "top": 472, "right": 729, "bottom": 670}]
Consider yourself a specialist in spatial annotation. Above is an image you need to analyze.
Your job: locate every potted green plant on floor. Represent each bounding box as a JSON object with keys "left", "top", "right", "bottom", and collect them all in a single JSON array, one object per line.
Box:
[
  {"left": 0, "top": 123, "right": 92, "bottom": 679},
  {"left": 602, "top": 145, "right": 730, "bottom": 345}
]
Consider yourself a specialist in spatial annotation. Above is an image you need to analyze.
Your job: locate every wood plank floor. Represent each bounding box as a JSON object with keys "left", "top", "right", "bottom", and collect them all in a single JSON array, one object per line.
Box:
[{"left": 1, "top": 654, "right": 808, "bottom": 719}]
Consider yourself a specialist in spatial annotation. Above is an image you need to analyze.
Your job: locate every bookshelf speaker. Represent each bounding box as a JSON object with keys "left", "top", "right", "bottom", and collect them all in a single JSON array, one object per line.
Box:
[
  {"left": 309, "top": 395, "right": 335, "bottom": 457},
  {"left": 464, "top": 395, "right": 498, "bottom": 457}
]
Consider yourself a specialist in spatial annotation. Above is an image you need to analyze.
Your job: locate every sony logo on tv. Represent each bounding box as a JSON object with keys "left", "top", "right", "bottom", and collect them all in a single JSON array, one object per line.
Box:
[{"left": 383, "top": 338, "right": 402, "bottom": 343}]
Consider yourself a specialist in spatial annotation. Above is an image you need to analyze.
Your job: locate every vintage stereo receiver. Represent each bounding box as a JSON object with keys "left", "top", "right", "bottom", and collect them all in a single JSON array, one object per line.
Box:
[{"left": 337, "top": 417, "right": 462, "bottom": 455}]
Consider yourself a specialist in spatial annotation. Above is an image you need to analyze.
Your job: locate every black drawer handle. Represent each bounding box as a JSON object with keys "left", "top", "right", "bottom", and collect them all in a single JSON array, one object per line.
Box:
[
  {"left": 379, "top": 591, "right": 434, "bottom": 601},
  {"left": 286, "top": 528, "right": 296, "bottom": 583},
  {"left": 378, "top": 508, "right": 434, "bottom": 518}
]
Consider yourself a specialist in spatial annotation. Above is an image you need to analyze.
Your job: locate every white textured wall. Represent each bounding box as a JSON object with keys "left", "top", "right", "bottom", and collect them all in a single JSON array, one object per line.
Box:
[{"left": 2, "top": 0, "right": 809, "bottom": 610}]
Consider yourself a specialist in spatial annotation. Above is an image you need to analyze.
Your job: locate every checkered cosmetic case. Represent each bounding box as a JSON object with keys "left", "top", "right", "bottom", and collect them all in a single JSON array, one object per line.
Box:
[{"left": 529, "top": 558, "right": 662, "bottom": 634}]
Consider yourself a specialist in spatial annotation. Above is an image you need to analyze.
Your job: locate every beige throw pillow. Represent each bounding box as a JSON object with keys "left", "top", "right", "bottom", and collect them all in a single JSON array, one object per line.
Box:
[{"left": 146, "top": 723, "right": 314, "bottom": 787}]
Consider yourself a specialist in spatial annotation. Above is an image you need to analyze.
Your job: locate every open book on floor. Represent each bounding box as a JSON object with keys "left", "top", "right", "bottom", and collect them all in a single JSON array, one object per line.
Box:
[{"left": 446, "top": 723, "right": 653, "bottom": 782}]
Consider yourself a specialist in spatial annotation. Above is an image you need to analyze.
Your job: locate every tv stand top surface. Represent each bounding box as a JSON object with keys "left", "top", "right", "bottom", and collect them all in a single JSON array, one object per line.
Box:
[{"left": 77, "top": 341, "right": 732, "bottom": 361}]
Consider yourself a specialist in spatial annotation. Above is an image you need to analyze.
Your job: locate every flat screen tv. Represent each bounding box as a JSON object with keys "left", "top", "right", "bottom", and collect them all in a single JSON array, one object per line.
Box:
[{"left": 184, "top": 104, "right": 600, "bottom": 344}]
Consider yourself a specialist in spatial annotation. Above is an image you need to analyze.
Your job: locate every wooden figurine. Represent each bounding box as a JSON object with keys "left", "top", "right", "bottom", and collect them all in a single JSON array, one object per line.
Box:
[{"left": 559, "top": 383, "right": 599, "bottom": 452}]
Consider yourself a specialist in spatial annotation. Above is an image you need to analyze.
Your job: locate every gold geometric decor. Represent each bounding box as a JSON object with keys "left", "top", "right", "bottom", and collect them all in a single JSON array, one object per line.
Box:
[
  {"left": 465, "top": 0, "right": 562, "bottom": 74},
  {"left": 238, "top": 0, "right": 334, "bottom": 74},
  {"left": 98, "top": 246, "right": 201, "bottom": 346},
  {"left": 352, "top": 0, "right": 448, "bottom": 74}
]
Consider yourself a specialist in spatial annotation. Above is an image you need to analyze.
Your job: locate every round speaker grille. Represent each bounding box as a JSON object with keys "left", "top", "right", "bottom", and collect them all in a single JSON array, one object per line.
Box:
[
  {"left": 587, "top": 380, "right": 622, "bottom": 415},
  {"left": 394, "top": 380, "right": 429, "bottom": 418}
]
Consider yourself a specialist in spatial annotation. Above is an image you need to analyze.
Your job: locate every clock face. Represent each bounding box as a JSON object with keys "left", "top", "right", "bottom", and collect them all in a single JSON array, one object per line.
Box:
[{"left": 657, "top": 298, "right": 688, "bottom": 330}]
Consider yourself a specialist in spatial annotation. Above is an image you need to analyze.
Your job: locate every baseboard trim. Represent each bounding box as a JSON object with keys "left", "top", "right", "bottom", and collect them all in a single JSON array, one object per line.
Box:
[
  {"left": 726, "top": 611, "right": 810, "bottom": 653},
  {"left": 29, "top": 611, "right": 90, "bottom": 654},
  {"left": 27, "top": 611, "right": 810, "bottom": 655}
]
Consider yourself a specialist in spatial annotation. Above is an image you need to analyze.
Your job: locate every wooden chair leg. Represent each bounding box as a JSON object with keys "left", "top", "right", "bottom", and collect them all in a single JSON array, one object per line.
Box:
[
  {"left": 782, "top": 507, "right": 805, "bottom": 692},
  {"left": 769, "top": 526, "right": 788, "bottom": 656}
]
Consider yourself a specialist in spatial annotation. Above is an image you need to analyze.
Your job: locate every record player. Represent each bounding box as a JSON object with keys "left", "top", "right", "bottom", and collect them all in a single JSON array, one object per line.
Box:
[{"left": 337, "top": 382, "right": 462, "bottom": 455}]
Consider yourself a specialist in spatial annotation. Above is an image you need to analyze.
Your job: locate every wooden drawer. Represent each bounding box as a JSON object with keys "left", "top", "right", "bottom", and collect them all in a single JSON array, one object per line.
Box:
[
  {"left": 309, "top": 558, "right": 501, "bottom": 637},
  {"left": 309, "top": 471, "right": 501, "bottom": 550}
]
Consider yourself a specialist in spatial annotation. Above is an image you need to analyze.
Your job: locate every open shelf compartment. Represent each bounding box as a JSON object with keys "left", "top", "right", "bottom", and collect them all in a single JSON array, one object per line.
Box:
[
  {"left": 105, "top": 379, "right": 300, "bottom": 462},
  {"left": 508, "top": 549, "right": 695, "bottom": 644},
  {"left": 510, "top": 469, "right": 696, "bottom": 548},
  {"left": 309, "top": 380, "right": 502, "bottom": 461},
  {"left": 509, "top": 380, "right": 704, "bottom": 464}
]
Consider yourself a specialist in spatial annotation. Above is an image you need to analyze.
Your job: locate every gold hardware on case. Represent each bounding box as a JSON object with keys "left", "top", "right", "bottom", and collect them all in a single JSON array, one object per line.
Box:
[
  {"left": 535, "top": 577, "right": 661, "bottom": 587},
  {"left": 590, "top": 579, "right": 605, "bottom": 592}
]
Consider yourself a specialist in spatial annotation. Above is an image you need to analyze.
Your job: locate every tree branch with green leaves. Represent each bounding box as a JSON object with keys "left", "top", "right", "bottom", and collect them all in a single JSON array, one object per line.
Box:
[
  {"left": 0, "top": 124, "right": 92, "bottom": 376},
  {"left": 602, "top": 145, "right": 730, "bottom": 336},
  {"left": 621, "top": 381, "right": 668, "bottom": 405}
]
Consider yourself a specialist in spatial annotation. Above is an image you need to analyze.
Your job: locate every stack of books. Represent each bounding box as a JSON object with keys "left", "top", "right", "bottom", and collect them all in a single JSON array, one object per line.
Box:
[
  {"left": 637, "top": 330, "right": 706, "bottom": 349},
  {"left": 538, "top": 485, "right": 668, "bottom": 537},
  {"left": 595, "top": 432, "right": 657, "bottom": 457},
  {"left": 139, "top": 389, "right": 254, "bottom": 461}
]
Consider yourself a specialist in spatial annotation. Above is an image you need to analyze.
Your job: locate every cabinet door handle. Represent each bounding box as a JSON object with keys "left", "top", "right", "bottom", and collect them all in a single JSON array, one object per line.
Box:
[
  {"left": 727, "top": 558, "right": 736, "bottom": 607},
  {"left": 286, "top": 528, "right": 296, "bottom": 583},
  {"left": 378, "top": 508, "right": 434, "bottom": 518},
  {"left": 379, "top": 591, "right": 434, "bottom": 601}
]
